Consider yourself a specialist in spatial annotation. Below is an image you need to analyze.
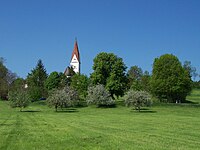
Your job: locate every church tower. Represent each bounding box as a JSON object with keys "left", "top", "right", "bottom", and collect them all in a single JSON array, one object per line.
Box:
[{"left": 70, "top": 40, "right": 80, "bottom": 73}]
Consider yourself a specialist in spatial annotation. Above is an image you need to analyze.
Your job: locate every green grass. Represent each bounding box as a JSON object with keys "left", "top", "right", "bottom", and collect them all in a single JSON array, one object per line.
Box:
[
  {"left": 1, "top": 90, "right": 200, "bottom": 150},
  {"left": 187, "top": 89, "right": 200, "bottom": 104}
]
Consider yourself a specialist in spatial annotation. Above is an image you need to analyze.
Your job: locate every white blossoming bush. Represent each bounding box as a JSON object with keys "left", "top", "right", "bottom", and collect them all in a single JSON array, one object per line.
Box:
[
  {"left": 8, "top": 89, "right": 31, "bottom": 111},
  {"left": 47, "top": 86, "right": 79, "bottom": 111},
  {"left": 124, "top": 90, "right": 151, "bottom": 111},
  {"left": 86, "top": 84, "right": 115, "bottom": 107}
]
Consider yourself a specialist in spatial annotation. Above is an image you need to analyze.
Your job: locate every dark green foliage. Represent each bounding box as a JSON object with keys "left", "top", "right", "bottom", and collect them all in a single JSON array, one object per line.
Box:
[
  {"left": 58, "top": 72, "right": 68, "bottom": 87},
  {"left": 70, "top": 74, "right": 89, "bottom": 100},
  {"left": 127, "top": 66, "right": 151, "bottom": 91},
  {"left": 0, "top": 57, "right": 17, "bottom": 99},
  {"left": 183, "top": 61, "right": 198, "bottom": 81},
  {"left": 124, "top": 90, "right": 151, "bottom": 111},
  {"left": 127, "top": 66, "right": 143, "bottom": 90},
  {"left": 26, "top": 59, "right": 48, "bottom": 100},
  {"left": 90, "top": 52, "right": 127, "bottom": 98},
  {"left": 27, "top": 59, "right": 48, "bottom": 87},
  {"left": 193, "top": 81, "right": 200, "bottom": 89},
  {"left": 9, "top": 78, "right": 25, "bottom": 91},
  {"left": 87, "top": 84, "right": 115, "bottom": 107},
  {"left": 47, "top": 86, "right": 79, "bottom": 111},
  {"left": 150, "top": 54, "right": 192, "bottom": 102},
  {"left": 0, "top": 58, "right": 8, "bottom": 99},
  {"left": 45, "top": 71, "right": 62, "bottom": 91},
  {"left": 8, "top": 89, "right": 30, "bottom": 111},
  {"left": 140, "top": 71, "right": 151, "bottom": 92},
  {"left": 127, "top": 66, "right": 143, "bottom": 81},
  {"left": 28, "top": 86, "right": 42, "bottom": 101}
]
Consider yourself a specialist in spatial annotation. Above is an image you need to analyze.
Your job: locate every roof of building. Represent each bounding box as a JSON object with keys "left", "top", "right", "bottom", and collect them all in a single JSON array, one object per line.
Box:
[
  {"left": 71, "top": 40, "right": 80, "bottom": 62},
  {"left": 64, "top": 66, "right": 75, "bottom": 77},
  {"left": 64, "top": 66, "right": 70, "bottom": 76}
]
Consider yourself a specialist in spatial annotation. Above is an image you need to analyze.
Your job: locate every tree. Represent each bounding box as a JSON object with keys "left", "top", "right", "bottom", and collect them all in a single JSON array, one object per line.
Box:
[
  {"left": 45, "top": 71, "right": 62, "bottom": 91},
  {"left": 150, "top": 54, "right": 192, "bottom": 102},
  {"left": 90, "top": 52, "right": 127, "bottom": 98},
  {"left": 124, "top": 90, "right": 151, "bottom": 111},
  {"left": 127, "top": 66, "right": 151, "bottom": 91},
  {"left": 47, "top": 86, "right": 79, "bottom": 111},
  {"left": 127, "top": 66, "right": 143, "bottom": 81},
  {"left": 8, "top": 89, "right": 30, "bottom": 111},
  {"left": 127, "top": 66, "right": 143, "bottom": 90},
  {"left": 183, "top": 61, "right": 198, "bottom": 81},
  {"left": 193, "top": 80, "right": 200, "bottom": 89},
  {"left": 70, "top": 74, "right": 89, "bottom": 100},
  {"left": 0, "top": 57, "right": 17, "bottom": 99},
  {"left": 86, "top": 84, "right": 115, "bottom": 107},
  {"left": 45, "top": 72, "right": 68, "bottom": 91},
  {"left": 26, "top": 59, "right": 48, "bottom": 100},
  {"left": 0, "top": 58, "right": 8, "bottom": 99},
  {"left": 9, "top": 78, "right": 25, "bottom": 91},
  {"left": 140, "top": 71, "right": 151, "bottom": 92}
]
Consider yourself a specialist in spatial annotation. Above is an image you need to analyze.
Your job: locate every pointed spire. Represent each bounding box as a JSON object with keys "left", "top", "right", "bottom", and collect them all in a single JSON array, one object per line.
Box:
[{"left": 71, "top": 39, "right": 80, "bottom": 63}]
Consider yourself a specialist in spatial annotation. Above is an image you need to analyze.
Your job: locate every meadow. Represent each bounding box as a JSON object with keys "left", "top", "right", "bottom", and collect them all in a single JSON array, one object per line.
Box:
[{"left": 0, "top": 90, "right": 200, "bottom": 150}]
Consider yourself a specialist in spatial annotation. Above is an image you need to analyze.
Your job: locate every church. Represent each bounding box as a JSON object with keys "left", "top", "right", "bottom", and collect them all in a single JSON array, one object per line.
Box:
[{"left": 64, "top": 40, "right": 81, "bottom": 76}]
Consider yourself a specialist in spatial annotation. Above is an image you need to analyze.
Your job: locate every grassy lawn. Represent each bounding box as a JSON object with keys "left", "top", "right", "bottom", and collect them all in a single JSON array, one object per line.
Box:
[
  {"left": 0, "top": 90, "right": 200, "bottom": 150},
  {"left": 187, "top": 89, "right": 200, "bottom": 104}
]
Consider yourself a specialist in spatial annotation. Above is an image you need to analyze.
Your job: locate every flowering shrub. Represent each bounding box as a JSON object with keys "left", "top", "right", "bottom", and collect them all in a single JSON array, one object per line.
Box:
[
  {"left": 124, "top": 90, "right": 151, "bottom": 111},
  {"left": 47, "top": 86, "right": 79, "bottom": 111},
  {"left": 86, "top": 84, "right": 115, "bottom": 107}
]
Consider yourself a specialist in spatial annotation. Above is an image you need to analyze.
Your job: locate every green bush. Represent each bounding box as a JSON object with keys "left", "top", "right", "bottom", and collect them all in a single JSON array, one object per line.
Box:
[
  {"left": 8, "top": 89, "right": 31, "bottom": 111},
  {"left": 124, "top": 90, "right": 151, "bottom": 111},
  {"left": 47, "top": 86, "right": 79, "bottom": 111},
  {"left": 86, "top": 84, "right": 115, "bottom": 107}
]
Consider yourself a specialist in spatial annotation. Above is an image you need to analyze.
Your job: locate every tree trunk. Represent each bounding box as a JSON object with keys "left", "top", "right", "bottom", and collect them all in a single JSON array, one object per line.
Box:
[{"left": 55, "top": 105, "right": 57, "bottom": 112}]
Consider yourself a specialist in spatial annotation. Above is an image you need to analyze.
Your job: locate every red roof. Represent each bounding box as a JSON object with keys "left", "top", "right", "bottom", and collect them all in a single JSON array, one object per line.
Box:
[{"left": 71, "top": 40, "right": 80, "bottom": 62}]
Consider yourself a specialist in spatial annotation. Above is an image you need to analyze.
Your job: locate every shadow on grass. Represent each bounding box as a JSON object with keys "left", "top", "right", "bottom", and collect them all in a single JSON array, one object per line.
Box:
[
  {"left": 21, "top": 110, "right": 41, "bottom": 113},
  {"left": 33, "top": 100, "right": 47, "bottom": 106},
  {"left": 136, "top": 110, "right": 157, "bottom": 113},
  {"left": 183, "top": 99, "right": 199, "bottom": 104},
  {"left": 96, "top": 104, "right": 117, "bottom": 108},
  {"left": 56, "top": 108, "right": 79, "bottom": 113},
  {"left": 130, "top": 108, "right": 157, "bottom": 113}
]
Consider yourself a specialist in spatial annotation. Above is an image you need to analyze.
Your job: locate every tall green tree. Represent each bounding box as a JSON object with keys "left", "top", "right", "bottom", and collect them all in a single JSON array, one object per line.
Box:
[
  {"left": 90, "top": 52, "right": 127, "bottom": 98},
  {"left": 45, "top": 71, "right": 68, "bottom": 91},
  {"left": 183, "top": 60, "right": 198, "bottom": 81},
  {"left": 127, "top": 66, "right": 151, "bottom": 91},
  {"left": 127, "top": 66, "right": 143, "bottom": 90},
  {"left": 9, "top": 78, "right": 25, "bottom": 91},
  {"left": 26, "top": 59, "right": 48, "bottom": 100},
  {"left": 45, "top": 71, "right": 61, "bottom": 91},
  {"left": 127, "top": 66, "right": 143, "bottom": 81},
  {"left": 70, "top": 74, "right": 89, "bottom": 100},
  {"left": 150, "top": 54, "right": 192, "bottom": 102},
  {"left": 0, "top": 58, "right": 8, "bottom": 99},
  {"left": 140, "top": 71, "right": 151, "bottom": 92},
  {"left": 0, "top": 57, "right": 17, "bottom": 99}
]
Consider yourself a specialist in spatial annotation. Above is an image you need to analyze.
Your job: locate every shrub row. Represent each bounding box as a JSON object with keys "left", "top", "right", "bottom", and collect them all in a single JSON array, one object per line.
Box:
[{"left": 8, "top": 84, "right": 152, "bottom": 112}]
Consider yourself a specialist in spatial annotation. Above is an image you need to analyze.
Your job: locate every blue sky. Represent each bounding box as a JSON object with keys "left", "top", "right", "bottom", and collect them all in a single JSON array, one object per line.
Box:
[{"left": 1, "top": 0, "right": 200, "bottom": 80}]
